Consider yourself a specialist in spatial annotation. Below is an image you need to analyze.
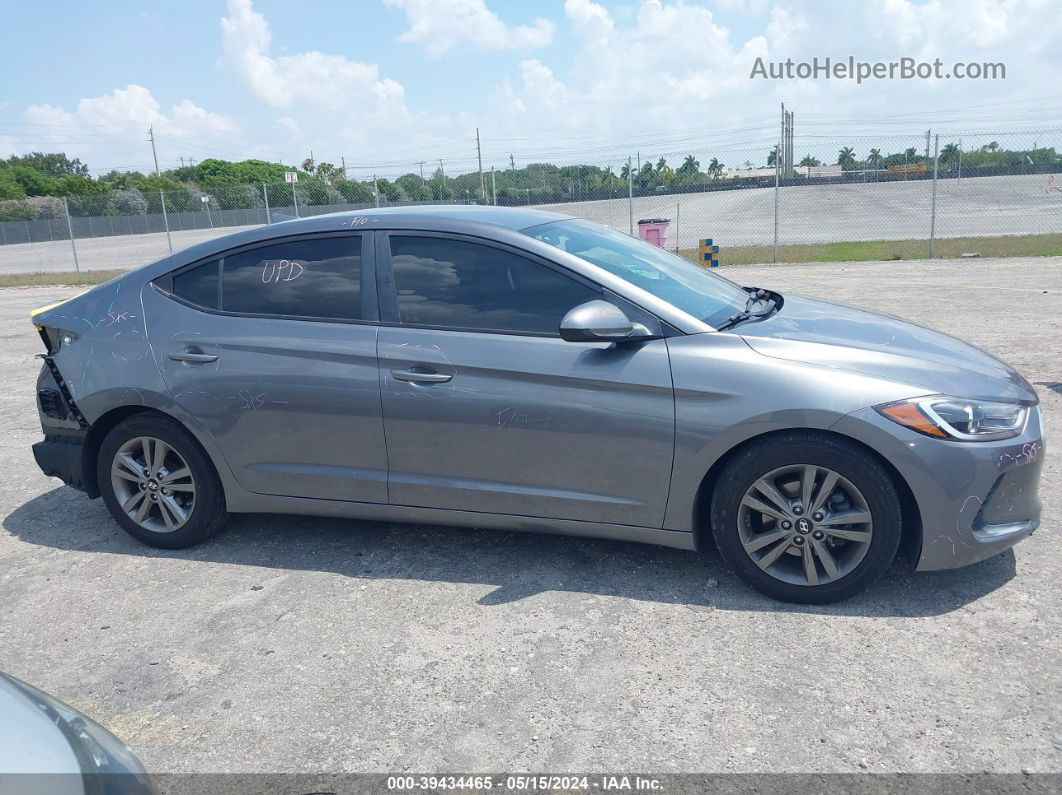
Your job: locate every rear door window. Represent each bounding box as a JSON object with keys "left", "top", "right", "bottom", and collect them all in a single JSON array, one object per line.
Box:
[{"left": 220, "top": 236, "right": 362, "bottom": 320}]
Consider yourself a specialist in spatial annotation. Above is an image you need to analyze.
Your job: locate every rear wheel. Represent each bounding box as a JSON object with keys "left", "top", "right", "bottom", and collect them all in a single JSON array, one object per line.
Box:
[
  {"left": 98, "top": 414, "right": 228, "bottom": 548},
  {"left": 710, "top": 432, "right": 902, "bottom": 604}
]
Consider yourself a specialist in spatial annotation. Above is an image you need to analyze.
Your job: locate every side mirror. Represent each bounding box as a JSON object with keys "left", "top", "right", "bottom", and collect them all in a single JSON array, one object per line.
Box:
[{"left": 560, "top": 300, "right": 653, "bottom": 343}]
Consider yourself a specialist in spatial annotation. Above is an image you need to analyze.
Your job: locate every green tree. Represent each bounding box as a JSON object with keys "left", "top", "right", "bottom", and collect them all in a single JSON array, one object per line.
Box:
[
  {"left": 4, "top": 152, "right": 89, "bottom": 178},
  {"left": 867, "top": 149, "right": 882, "bottom": 168},
  {"left": 5, "top": 165, "right": 59, "bottom": 196},
  {"left": 315, "top": 162, "right": 342, "bottom": 184},
  {"left": 837, "top": 147, "right": 858, "bottom": 169},
  {"left": 0, "top": 170, "right": 26, "bottom": 200},
  {"left": 396, "top": 173, "right": 428, "bottom": 201},
  {"left": 799, "top": 154, "right": 821, "bottom": 167},
  {"left": 767, "top": 145, "right": 778, "bottom": 166},
  {"left": 336, "top": 179, "right": 374, "bottom": 204},
  {"left": 939, "top": 143, "right": 961, "bottom": 167},
  {"left": 56, "top": 174, "right": 106, "bottom": 196}
]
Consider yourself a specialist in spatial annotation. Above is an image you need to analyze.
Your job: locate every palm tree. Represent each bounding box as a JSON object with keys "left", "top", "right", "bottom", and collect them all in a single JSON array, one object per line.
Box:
[
  {"left": 767, "top": 145, "right": 779, "bottom": 167},
  {"left": 708, "top": 157, "right": 722, "bottom": 178},
  {"left": 799, "top": 154, "right": 821, "bottom": 167},
  {"left": 867, "top": 149, "right": 882, "bottom": 168},
  {"left": 837, "top": 147, "right": 857, "bottom": 169},
  {"left": 681, "top": 154, "right": 699, "bottom": 172},
  {"left": 939, "top": 143, "right": 961, "bottom": 166}
]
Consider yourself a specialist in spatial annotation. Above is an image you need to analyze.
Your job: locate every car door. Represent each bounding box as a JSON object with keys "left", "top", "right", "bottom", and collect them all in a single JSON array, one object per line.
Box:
[
  {"left": 375, "top": 231, "right": 675, "bottom": 528},
  {"left": 145, "top": 231, "right": 388, "bottom": 503}
]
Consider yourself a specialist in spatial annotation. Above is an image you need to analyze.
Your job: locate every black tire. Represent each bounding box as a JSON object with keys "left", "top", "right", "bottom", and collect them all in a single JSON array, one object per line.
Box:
[
  {"left": 710, "top": 432, "right": 902, "bottom": 604},
  {"left": 97, "top": 413, "right": 228, "bottom": 549}
]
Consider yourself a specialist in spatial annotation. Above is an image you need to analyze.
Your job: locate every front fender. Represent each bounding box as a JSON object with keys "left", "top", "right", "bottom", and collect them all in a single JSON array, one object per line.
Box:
[{"left": 661, "top": 333, "right": 930, "bottom": 533}]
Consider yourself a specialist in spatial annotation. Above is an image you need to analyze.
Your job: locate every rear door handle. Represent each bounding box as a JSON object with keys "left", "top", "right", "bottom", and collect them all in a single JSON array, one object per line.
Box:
[
  {"left": 169, "top": 350, "right": 218, "bottom": 363},
  {"left": 391, "top": 368, "right": 452, "bottom": 384}
]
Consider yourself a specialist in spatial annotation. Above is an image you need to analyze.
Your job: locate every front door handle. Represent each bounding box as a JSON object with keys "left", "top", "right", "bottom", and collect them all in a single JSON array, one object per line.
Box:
[
  {"left": 391, "top": 368, "right": 452, "bottom": 384},
  {"left": 169, "top": 350, "right": 218, "bottom": 363}
]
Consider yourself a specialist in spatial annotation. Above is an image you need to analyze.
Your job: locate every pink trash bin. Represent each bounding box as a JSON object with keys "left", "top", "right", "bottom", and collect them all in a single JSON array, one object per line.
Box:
[{"left": 637, "top": 218, "right": 671, "bottom": 248}]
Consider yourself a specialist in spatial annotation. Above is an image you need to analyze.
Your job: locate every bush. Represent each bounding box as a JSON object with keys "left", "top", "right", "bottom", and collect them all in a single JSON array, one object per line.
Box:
[{"left": 106, "top": 190, "right": 148, "bottom": 216}]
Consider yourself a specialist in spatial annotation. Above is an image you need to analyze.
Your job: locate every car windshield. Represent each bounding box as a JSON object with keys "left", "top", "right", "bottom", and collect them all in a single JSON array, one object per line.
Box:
[{"left": 523, "top": 218, "right": 750, "bottom": 328}]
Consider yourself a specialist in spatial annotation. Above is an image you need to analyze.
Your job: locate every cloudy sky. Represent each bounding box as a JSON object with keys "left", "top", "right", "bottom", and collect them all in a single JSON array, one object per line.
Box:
[{"left": 3, "top": 0, "right": 1060, "bottom": 177}]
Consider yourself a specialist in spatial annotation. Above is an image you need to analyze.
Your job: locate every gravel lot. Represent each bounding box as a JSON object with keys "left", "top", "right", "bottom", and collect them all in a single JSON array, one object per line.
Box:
[{"left": 0, "top": 256, "right": 1059, "bottom": 775}]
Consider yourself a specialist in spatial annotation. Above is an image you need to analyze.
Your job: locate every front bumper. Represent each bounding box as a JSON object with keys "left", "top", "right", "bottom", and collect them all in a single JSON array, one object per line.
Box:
[{"left": 833, "top": 405, "right": 1045, "bottom": 571}]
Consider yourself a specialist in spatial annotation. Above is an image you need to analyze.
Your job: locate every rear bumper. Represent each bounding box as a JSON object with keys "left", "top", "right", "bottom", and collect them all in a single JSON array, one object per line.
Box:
[{"left": 33, "top": 434, "right": 90, "bottom": 493}]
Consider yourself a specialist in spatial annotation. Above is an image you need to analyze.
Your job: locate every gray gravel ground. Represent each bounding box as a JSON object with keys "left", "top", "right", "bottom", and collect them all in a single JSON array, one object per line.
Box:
[{"left": 0, "top": 256, "right": 1059, "bottom": 774}]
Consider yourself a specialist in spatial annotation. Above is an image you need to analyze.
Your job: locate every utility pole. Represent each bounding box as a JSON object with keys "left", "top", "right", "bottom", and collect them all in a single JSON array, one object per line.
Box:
[
  {"left": 773, "top": 130, "right": 780, "bottom": 264},
  {"left": 929, "top": 134, "right": 940, "bottom": 258},
  {"left": 509, "top": 153, "right": 515, "bottom": 170},
  {"left": 491, "top": 166, "right": 497, "bottom": 205},
  {"left": 476, "top": 128, "right": 486, "bottom": 202},
  {"left": 341, "top": 156, "right": 347, "bottom": 179},
  {"left": 417, "top": 161, "right": 425, "bottom": 180},
  {"left": 925, "top": 129, "right": 931, "bottom": 163},
  {"left": 627, "top": 156, "right": 634, "bottom": 235},
  {"left": 636, "top": 152, "right": 641, "bottom": 171},
  {"left": 179, "top": 157, "right": 185, "bottom": 169},
  {"left": 373, "top": 174, "right": 380, "bottom": 207},
  {"left": 148, "top": 126, "right": 160, "bottom": 176}
]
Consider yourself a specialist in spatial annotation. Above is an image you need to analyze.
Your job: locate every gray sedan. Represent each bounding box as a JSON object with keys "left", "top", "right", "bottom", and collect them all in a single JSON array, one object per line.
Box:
[
  {"left": 29, "top": 207, "right": 1044, "bottom": 603},
  {"left": 0, "top": 671, "right": 154, "bottom": 794}
]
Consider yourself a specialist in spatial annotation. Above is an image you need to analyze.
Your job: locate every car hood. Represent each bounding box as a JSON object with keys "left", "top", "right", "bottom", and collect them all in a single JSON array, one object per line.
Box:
[{"left": 737, "top": 294, "right": 1037, "bottom": 403}]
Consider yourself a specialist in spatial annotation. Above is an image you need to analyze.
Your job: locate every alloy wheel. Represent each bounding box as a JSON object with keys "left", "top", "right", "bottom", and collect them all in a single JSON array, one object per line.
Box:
[
  {"left": 737, "top": 464, "right": 873, "bottom": 587},
  {"left": 110, "top": 436, "right": 196, "bottom": 533}
]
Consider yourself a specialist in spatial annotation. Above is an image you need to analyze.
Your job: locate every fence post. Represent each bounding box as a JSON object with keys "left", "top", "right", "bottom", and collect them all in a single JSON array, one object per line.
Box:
[
  {"left": 928, "top": 134, "right": 940, "bottom": 259},
  {"left": 263, "top": 183, "right": 271, "bottom": 224},
  {"left": 773, "top": 139, "right": 780, "bottom": 264},
  {"left": 160, "top": 191, "right": 173, "bottom": 253},
  {"left": 675, "top": 201, "right": 680, "bottom": 253},
  {"left": 627, "top": 156, "right": 634, "bottom": 235},
  {"left": 292, "top": 181, "right": 300, "bottom": 218},
  {"left": 63, "top": 197, "right": 80, "bottom": 274},
  {"left": 374, "top": 174, "right": 380, "bottom": 208}
]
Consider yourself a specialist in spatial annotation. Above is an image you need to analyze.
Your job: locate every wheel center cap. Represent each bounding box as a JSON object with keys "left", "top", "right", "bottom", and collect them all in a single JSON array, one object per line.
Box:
[
  {"left": 796, "top": 517, "right": 813, "bottom": 534},
  {"left": 147, "top": 481, "right": 159, "bottom": 492}
]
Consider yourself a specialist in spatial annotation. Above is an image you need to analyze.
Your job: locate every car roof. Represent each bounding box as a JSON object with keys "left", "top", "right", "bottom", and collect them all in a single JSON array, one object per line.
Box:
[
  {"left": 137, "top": 204, "right": 575, "bottom": 277},
  {"left": 298, "top": 204, "right": 573, "bottom": 230}
]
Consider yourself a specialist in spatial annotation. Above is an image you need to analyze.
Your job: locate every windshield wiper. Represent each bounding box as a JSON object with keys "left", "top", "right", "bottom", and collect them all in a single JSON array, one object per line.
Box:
[{"left": 715, "top": 289, "right": 777, "bottom": 331}]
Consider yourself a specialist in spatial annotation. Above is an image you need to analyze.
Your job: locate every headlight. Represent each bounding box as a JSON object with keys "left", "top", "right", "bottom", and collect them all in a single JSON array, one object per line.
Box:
[{"left": 876, "top": 396, "right": 1028, "bottom": 441}]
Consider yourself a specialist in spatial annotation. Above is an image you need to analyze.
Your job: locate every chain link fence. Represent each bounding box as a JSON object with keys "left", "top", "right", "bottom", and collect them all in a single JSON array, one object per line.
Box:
[{"left": 2, "top": 128, "right": 1060, "bottom": 276}]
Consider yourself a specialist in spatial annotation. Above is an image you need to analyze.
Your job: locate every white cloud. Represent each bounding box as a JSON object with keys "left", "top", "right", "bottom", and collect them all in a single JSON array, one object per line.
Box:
[
  {"left": 384, "top": 0, "right": 555, "bottom": 57},
  {"left": 16, "top": 85, "right": 239, "bottom": 172},
  {"left": 8, "top": 0, "right": 1062, "bottom": 179},
  {"left": 488, "top": 0, "right": 1062, "bottom": 169},
  {"left": 221, "top": 0, "right": 405, "bottom": 111}
]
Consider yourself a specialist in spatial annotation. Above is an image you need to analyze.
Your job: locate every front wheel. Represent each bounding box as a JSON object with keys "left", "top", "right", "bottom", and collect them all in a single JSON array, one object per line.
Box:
[
  {"left": 710, "top": 432, "right": 902, "bottom": 604},
  {"left": 97, "top": 413, "right": 228, "bottom": 549}
]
